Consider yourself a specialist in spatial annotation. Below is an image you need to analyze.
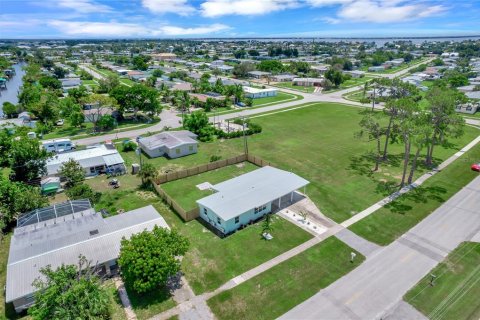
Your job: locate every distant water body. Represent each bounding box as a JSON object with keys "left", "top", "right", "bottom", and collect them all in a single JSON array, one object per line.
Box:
[
  {"left": 203, "top": 36, "right": 480, "bottom": 47},
  {"left": 0, "top": 62, "right": 26, "bottom": 116}
]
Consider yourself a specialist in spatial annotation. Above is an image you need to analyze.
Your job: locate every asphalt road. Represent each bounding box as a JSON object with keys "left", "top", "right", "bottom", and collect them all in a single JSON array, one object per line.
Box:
[{"left": 279, "top": 175, "right": 480, "bottom": 320}]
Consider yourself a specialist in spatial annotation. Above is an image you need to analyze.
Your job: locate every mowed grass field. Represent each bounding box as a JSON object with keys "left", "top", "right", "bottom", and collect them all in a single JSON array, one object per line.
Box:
[
  {"left": 161, "top": 162, "right": 258, "bottom": 211},
  {"left": 124, "top": 103, "right": 478, "bottom": 223},
  {"left": 252, "top": 92, "right": 299, "bottom": 106},
  {"left": 404, "top": 242, "right": 480, "bottom": 320},
  {"left": 207, "top": 237, "right": 365, "bottom": 320},
  {"left": 349, "top": 142, "right": 480, "bottom": 245}
]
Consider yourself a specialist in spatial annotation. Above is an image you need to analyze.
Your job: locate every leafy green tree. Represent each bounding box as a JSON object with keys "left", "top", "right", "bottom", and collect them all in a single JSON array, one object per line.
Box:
[
  {"left": 69, "top": 111, "right": 85, "bottom": 128},
  {"left": 97, "top": 114, "right": 115, "bottom": 131},
  {"left": 118, "top": 226, "right": 189, "bottom": 294},
  {"left": 233, "top": 62, "right": 255, "bottom": 78},
  {"left": 53, "top": 66, "right": 66, "bottom": 79},
  {"left": 138, "top": 162, "right": 158, "bottom": 185},
  {"left": 29, "top": 93, "right": 60, "bottom": 124},
  {"left": 97, "top": 74, "right": 120, "bottom": 93},
  {"left": 67, "top": 86, "right": 88, "bottom": 103},
  {"left": 152, "top": 69, "right": 164, "bottom": 77},
  {"left": 28, "top": 255, "right": 110, "bottom": 320},
  {"left": 0, "top": 176, "right": 47, "bottom": 230},
  {"left": 18, "top": 85, "right": 42, "bottom": 109},
  {"left": 110, "top": 84, "right": 160, "bottom": 116},
  {"left": 262, "top": 214, "right": 273, "bottom": 235},
  {"left": 183, "top": 111, "right": 210, "bottom": 135},
  {"left": 257, "top": 60, "right": 284, "bottom": 74},
  {"left": 132, "top": 55, "right": 150, "bottom": 71},
  {"left": 2, "top": 102, "right": 18, "bottom": 118},
  {"left": 59, "top": 159, "right": 85, "bottom": 188},
  {"left": 10, "top": 136, "right": 50, "bottom": 182},
  {"left": 39, "top": 76, "right": 62, "bottom": 90},
  {"left": 356, "top": 111, "right": 385, "bottom": 171},
  {"left": 325, "top": 68, "right": 344, "bottom": 87},
  {"left": 65, "top": 183, "right": 101, "bottom": 204}
]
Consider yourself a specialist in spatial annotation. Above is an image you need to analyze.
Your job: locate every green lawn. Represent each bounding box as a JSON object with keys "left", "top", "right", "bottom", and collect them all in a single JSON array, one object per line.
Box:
[
  {"left": 122, "top": 103, "right": 478, "bottom": 223},
  {"left": 161, "top": 162, "right": 258, "bottom": 211},
  {"left": 404, "top": 242, "right": 480, "bottom": 320},
  {"left": 274, "top": 82, "right": 315, "bottom": 93},
  {"left": 252, "top": 92, "right": 299, "bottom": 106},
  {"left": 343, "top": 89, "right": 366, "bottom": 102},
  {"left": 349, "top": 141, "right": 480, "bottom": 245},
  {"left": 207, "top": 237, "right": 365, "bottom": 320},
  {"left": 104, "top": 280, "right": 128, "bottom": 320},
  {"left": 363, "top": 57, "right": 430, "bottom": 75},
  {"left": 126, "top": 286, "right": 177, "bottom": 320},
  {"left": 83, "top": 173, "right": 313, "bottom": 295}
]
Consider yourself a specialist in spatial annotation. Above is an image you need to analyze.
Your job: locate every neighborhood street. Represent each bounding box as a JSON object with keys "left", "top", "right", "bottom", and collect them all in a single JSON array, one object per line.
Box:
[{"left": 280, "top": 175, "right": 480, "bottom": 320}]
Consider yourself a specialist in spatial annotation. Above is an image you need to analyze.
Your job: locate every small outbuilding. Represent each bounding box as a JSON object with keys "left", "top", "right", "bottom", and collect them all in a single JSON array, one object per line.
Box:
[
  {"left": 243, "top": 86, "right": 278, "bottom": 99},
  {"left": 138, "top": 130, "right": 198, "bottom": 159}
]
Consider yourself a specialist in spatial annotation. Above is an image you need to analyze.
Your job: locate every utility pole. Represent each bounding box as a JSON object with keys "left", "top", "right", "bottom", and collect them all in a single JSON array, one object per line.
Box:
[
  {"left": 242, "top": 116, "right": 249, "bottom": 155},
  {"left": 371, "top": 83, "right": 376, "bottom": 112}
]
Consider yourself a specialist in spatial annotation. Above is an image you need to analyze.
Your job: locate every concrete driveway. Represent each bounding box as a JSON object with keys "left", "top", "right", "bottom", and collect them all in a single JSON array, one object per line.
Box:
[{"left": 279, "top": 175, "right": 480, "bottom": 320}]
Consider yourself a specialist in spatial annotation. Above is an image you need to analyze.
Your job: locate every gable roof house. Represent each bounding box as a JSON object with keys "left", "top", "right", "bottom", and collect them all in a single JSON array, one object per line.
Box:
[
  {"left": 6, "top": 203, "right": 168, "bottom": 312},
  {"left": 197, "top": 166, "right": 309, "bottom": 236},
  {"left": 138, "top": 130, "right": 198, "bottom": 159}
]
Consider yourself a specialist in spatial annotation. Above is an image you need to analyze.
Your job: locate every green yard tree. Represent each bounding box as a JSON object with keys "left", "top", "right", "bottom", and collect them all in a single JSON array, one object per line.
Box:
[
  {"left": 118, "top": 226, "right": 189, "bottom": 294},
  {"left": 325, "top": 68, "right": 344, "bottom": 87},
  {"left": 9, "top": 136, "right": 51, "bottom": 182},
  {"left": 138, "top": 162, "right": 158, "bottom": 186},
  {"left": 39, "top": 76, "right": 62, "bottom": 90},
  {"left": 28, "top": 255, "right": 110, "bottom": 320},
  {"left": 2, "top": 102, "right": 18, "bottom": 118},
  {"left": 110, "top": 84, "right": 161, "bottom": 116},
  {"left": 59, "top": 159, "right": 85, "bottom": 188},
  {"left": 69, "top": 110, "right": 85, "bottom": 127},
  {"left": 65, "top": 183, "right": 101, "bottom": 204},
  {"left": 232, "top": 62, "right": 255, "bottom": 78},
  {"left": 356, "top": 111, "right": 385, "bottom": 171},
  {"left": 183, "top": 111, "right": 210, "bottom": 135}
]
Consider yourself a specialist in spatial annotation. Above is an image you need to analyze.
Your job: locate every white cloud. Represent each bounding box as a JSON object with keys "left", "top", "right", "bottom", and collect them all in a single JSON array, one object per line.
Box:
[
  {"left": 337, "top": 0, "right": 446, "bottom": 23},
  {"left": 47, "top": 20, "right": 230, "bottom": 37},
  {"left": 159, "top": 23, "right": 230, "bottom": 35},
  {"left": 307, "top": 0, "right": 353, "bottom": 6},
  {"left": 56, "top": 0, "right": 112, "bottom": 13},
  {"left": 142, "top": 0, "right": 195, "bottom": 15},
  {"left": 200, "top": 0, "right": 299, "bottom": 17}
]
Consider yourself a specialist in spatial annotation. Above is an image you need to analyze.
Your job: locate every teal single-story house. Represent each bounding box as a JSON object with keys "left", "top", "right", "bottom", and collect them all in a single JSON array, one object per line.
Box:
[{"left": 197, "top": 166, "right": 309, "bottom": 236}]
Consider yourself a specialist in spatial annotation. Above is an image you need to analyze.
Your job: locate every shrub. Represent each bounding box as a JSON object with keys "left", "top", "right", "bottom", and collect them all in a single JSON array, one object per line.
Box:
[{"left": 122, "top": 141, "right": 137, "bottom": 152}]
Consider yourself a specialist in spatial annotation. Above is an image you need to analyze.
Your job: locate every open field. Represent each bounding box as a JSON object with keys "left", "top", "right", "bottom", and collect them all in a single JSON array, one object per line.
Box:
[
  {"left": 122, "top": 103, "right": 478, "bottom": 223},
  {"left": 207, "top": 237, "right": 365, "bottom": 320},
  {"left": 161, "top": 162, "right": 258, "bottom": 211},
  {"left": 349, "top": 141, "right": 480, "bottom": 245},
  {"left": 404, "top": 242, "right": 480, "bottom": 320},
  {"left": 363, "top": 57, "right": 430, "bottom": 75},
  {"left": 274, "top": 82, "right": 316, "bottom": 93}
]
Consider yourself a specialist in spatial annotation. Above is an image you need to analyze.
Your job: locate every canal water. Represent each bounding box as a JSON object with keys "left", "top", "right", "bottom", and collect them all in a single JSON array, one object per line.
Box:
[{"left": 0, "top": 62, "right": 26, "bottom": 116}]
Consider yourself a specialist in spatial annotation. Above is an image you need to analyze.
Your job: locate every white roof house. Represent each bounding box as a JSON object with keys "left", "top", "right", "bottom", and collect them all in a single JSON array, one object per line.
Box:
[
  {"left": 6, "top": 204, "right": 168, "bottom": 312},
  {"left": 243, "top": 86, "right": 278, "bottom": 99},
  {"left": 197, "top": 166, "right": 309, "bottom": 235},
  {"left": 46, "top": 144, "right": 125, "bottom": 176}
]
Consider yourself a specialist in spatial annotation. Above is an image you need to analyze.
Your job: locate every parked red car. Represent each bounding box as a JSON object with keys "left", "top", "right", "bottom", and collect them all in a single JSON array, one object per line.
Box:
[{"left": 472, "top": 163, "right": 480, "bottom": 172}]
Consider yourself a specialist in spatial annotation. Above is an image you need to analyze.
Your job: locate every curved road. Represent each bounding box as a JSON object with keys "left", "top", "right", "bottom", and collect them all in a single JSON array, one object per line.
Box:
[{"left": 76, "top": 57, "right": 446, "bottom": 146}]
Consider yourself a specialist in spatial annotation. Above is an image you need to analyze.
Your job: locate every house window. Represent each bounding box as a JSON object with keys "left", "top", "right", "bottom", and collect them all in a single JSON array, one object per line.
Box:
[
  {"left": 254, "top": 207, "right": 258, "bottom": 214},
  {"left": 176, "top": 148, "right": 181, "bottom": 154},
  {"left": 189, "top": 145, "right": 194, "bottom": 151},
  {"left": 203, "top": 208, "right": 207, "bottom": 215},
  {"left": 217, "top": 217, "right": 221, "bottom": 224},
  {"left": 235, "top": 216, "right": 239, "bottom": 224},
  {"left": 90, "top": 167, "right": 95, "bottom": 173}
]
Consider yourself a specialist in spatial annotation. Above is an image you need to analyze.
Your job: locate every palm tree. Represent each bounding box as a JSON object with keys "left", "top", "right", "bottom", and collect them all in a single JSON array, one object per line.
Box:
[{"left": 139, "top": 163, "right": 158, "bottom": 186}]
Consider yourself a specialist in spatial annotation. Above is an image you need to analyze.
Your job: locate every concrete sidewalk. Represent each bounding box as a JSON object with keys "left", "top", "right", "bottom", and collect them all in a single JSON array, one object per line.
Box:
[{"left": 279, "top": 176, "right": 480, "bottom": 320}]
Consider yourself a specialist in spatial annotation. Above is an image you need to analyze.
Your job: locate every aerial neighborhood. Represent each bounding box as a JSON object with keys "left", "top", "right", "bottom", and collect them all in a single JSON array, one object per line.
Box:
[{"left": 0, "top": 32, "right": 479, "bottom": 320}]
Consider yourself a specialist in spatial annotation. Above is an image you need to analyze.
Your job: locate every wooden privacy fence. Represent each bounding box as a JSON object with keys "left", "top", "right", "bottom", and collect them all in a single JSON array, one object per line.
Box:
[{"left": 151, "top": 153, "right": 273, "bottom": 221}]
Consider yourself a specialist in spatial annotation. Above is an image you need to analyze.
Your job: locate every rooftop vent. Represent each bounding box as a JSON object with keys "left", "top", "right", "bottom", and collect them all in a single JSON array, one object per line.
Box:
[{"left": 89, "top": 229, "right": 99, "bottom": 236}]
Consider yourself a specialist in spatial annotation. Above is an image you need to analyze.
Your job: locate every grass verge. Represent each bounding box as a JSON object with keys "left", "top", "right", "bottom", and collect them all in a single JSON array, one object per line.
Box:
[
  {"left": 207, "top": 237, "right": 365, "bottom": 320},
  {"left": 404, "top": 242, "right": 480, "bottom": 320},
  {"left": 349, "top": 140, "right": 480, "bottom": 245}
]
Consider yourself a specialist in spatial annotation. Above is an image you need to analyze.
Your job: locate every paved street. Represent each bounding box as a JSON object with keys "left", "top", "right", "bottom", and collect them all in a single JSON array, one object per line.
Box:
[{"left": 280, "top": 175, "right": 480, "bottom": 320}]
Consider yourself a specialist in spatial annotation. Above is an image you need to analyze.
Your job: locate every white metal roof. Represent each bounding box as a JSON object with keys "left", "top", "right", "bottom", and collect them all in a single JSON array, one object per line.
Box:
[
  {"left": 243, "top": 86, "right": 278, "bottom": 94},
  {"left": 46, "top": 145, "right": 124, "bottom": 175},
  {"left": 197, "top": 166, "right": 309, "bottom": 221},
  {"left": 6, "top": 205, "right": 169, "bottom": 303}
]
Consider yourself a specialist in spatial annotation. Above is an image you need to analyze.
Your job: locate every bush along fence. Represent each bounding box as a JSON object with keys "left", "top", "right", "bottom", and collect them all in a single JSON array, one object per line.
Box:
[{"left": 151, "top": 153, "right": 272, "bottom": 221}]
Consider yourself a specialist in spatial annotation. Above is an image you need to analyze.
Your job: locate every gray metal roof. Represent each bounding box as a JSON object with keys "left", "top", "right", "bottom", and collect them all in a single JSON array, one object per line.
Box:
[
  {"left": 197, "top": 166, "right": 309, "bottom": 221},
  {"left": 6, "top": 205, "right": 169, "bottom": 303},
  {"left": 139, "top": 130, "right": 198, "bottom": 151}
]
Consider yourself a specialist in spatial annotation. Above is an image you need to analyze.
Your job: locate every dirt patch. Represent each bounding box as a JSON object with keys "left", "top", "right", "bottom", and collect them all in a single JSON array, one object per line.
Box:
[
  {"left": 136, "top": 190, "right": 157, "bottom": 200},
  {"left": 160, "top": 164, "right": 185, "bottom": 174},
  {"left": 236, "top": 162, "right": 245, "bottom": 168}
]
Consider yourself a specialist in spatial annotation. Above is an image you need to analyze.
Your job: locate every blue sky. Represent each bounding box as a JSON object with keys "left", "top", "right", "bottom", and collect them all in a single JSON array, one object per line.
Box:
[{"left": 0, "top": 0, "right": 479, "bottom": 39}]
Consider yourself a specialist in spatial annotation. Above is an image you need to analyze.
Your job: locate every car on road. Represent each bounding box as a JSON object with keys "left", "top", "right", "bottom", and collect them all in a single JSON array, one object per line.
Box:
[{"left": 471, "top": 162, "right": 480, "bottom": 172}]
